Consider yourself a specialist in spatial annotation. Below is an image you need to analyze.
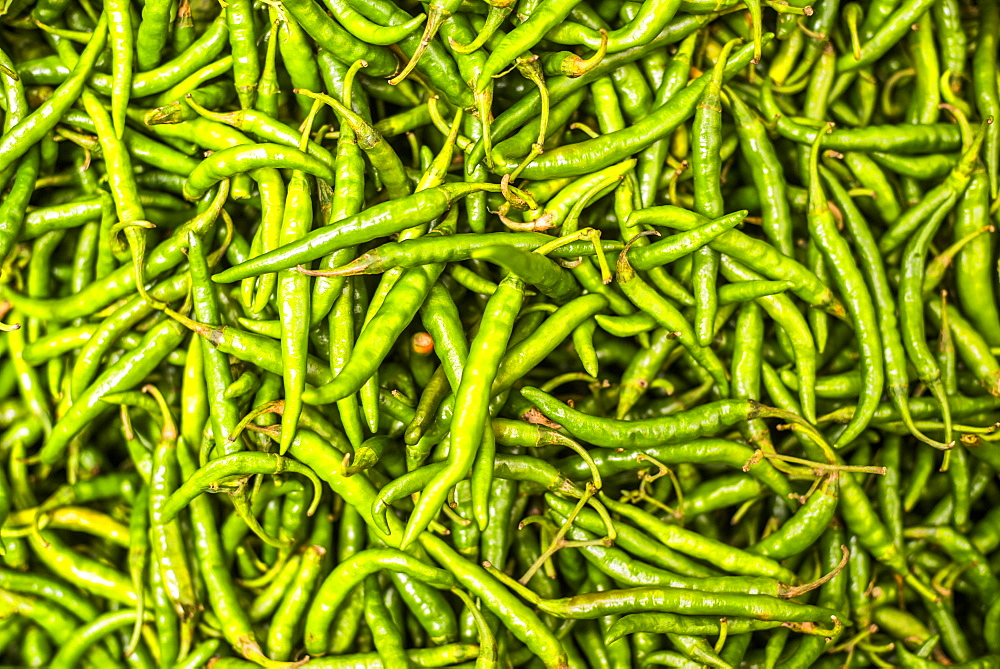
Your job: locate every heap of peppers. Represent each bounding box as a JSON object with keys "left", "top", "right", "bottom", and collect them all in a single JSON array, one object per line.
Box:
[{"left": 0, "top": 0, "right": 999, "bottom": 666}]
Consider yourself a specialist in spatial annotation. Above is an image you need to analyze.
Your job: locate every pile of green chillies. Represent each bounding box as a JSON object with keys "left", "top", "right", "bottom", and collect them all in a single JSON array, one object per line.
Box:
[{"left": 2, "top": 0, "right": 1000, "bottom": 666}]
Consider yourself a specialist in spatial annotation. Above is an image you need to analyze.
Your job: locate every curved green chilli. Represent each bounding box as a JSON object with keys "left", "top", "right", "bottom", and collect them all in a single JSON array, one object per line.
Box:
[
  {"left": 49, "top": 610, "right": 146, "bottom": 669},
  {"left": 161, "top": 451, "right": 321, "bottom": 522},
  {"left": 531, "top": 584, "right": 841, "bottom": 625},
  {"left": 402, "top": 273, "right": 525, "bottom": 548},
  {"left": 279, "top": 0, "right": 397, "bottom": 76},
  {"left": 953, "top": 173, "right": 1000, "bottom": 346},
  {"left": 690, "top": 39, "right": 737, "bottom": 348},
  {"left": 106, "top": 0, "right": 133, "bottom": 137},
  {"left": 635, "top": 31, "right": 696, "bottom": 207},
  {"left": 173, "top": 437, "right": 278, "bottom": 664},
  {"left": 182, "top": 143, "right": 335, "bottom": 200},
  {"left": 183, "top": 96, "right": 336, "bottom": 166},
  {"left": 805, "top": 133, "right": 884, "bottom": 447},
  {"left": 421, "top": 533, "right": 569, "bottom": 668},
  {"left": 135, "top": 0, "right": 172, "bottom": 71},
  {"left": 728, "top": 87, "right": 794, "bottom": 257},
  {"left": 302, "top": 264, "right": 443, "bottom": 406},
  {"left": 225, "top": 0, "right": 260, "bottom": 108},
  {"left": 276, "top": 13, "right": 325, "bottom": 118},
  {"left": 899, "top": 196, "right": 958, "bottom": 447},
  {"left": 329, "top": 233, "right": 612, "bottom": 276},
  {"left": 751, "top": 474, "right": 840, "bottom": 560},
  {"left": 521, "top": 385, "right": 818, "bottom": 450},
  {"left": 470, "top": 246, "right": 580, "bottom": 304},
  {"left": 328, "top": 0, "right": 425, "bottom": 44},
  {"left": 0, "top": 15, "right": 108, "bottom": 175},
  {"left": 146, "top": 395, "right": 199, "bottom": 623},
  {"left": 975, "top": 0, "right": 1000, "bottom": 199},
  {"left": 212, "top": 183, "right": 518, "bottom": 282},
  {"left": 276, "top": 159, "right": 316, "bottom": 454},
  {"left": 187, "top": 226, "right": 243, "bottom": 459},
  {"left": 628, "top": 205, "right": 841, "bottom": 316},
  {"left": 491, "top": 39, "right": 760, "bottom": 178},
  {"left": 267, "top": 544, "right": 326, "bottom": 661},
  {"left": 303, "top": 548, "right": 455, "bottom": 655},
  {"left": 616, "top": 248, "right": 730, "bottom": 396},
  {"left": 36, "top": 319, "right": 187, "bottom": 466},
  {"left": 821, "top": 168, "right": 949, "bottom": 449},
  {"left": 475, "top": 0, "right": 584, "bottom": 89},
  {"left": 310, "top": 124, "right": 365, "bottom": 325}
]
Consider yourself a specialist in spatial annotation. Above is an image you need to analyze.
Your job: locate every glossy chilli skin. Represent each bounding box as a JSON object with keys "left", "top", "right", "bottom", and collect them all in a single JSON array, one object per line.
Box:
[{"left": 4, "top": 2, "right": 1000, "bottom": 668}]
